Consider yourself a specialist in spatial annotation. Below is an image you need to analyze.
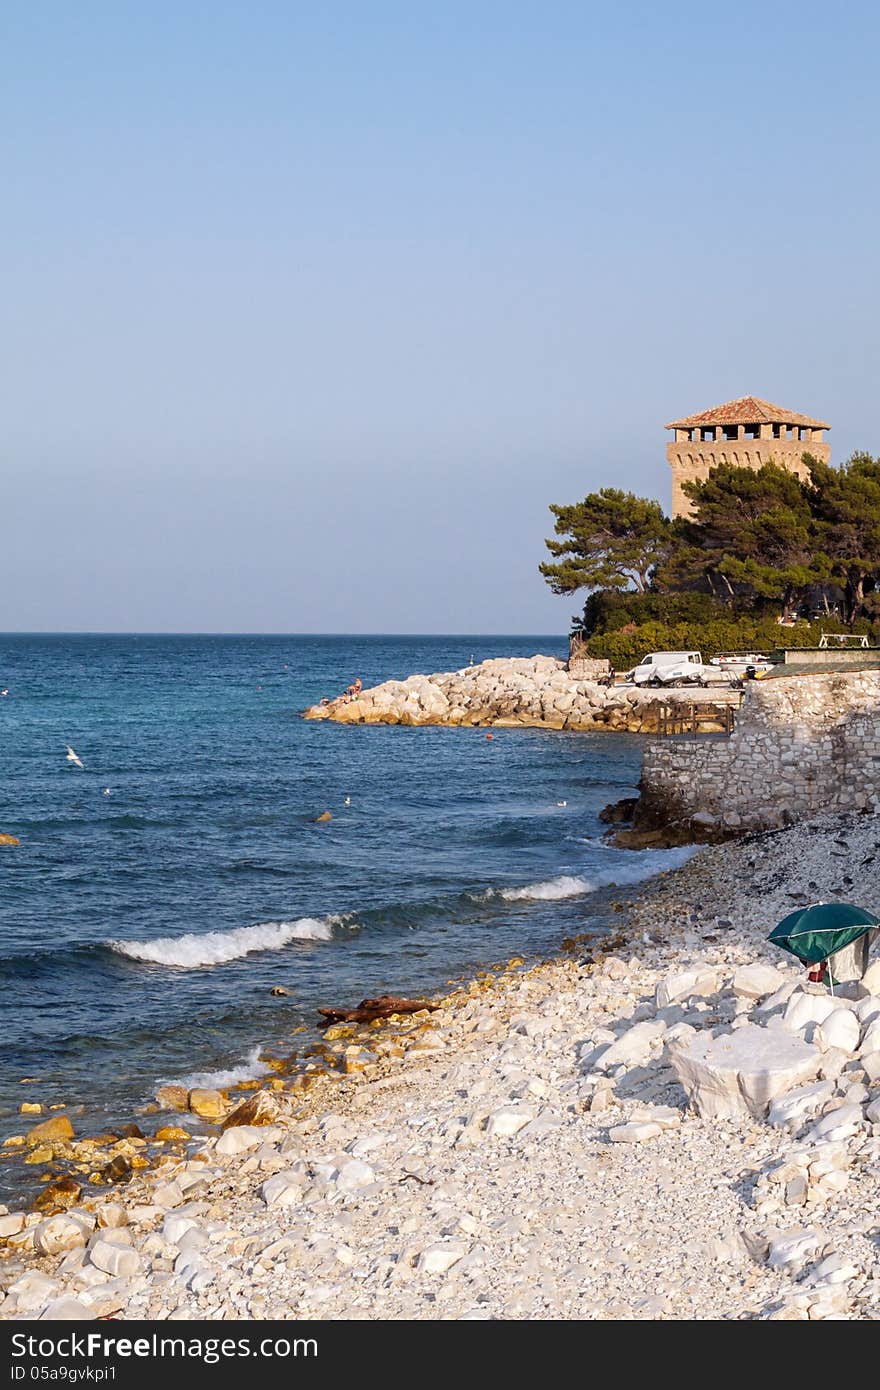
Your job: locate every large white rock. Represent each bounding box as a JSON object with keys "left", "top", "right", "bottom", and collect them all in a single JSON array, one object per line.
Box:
[
  {"left": 162, "top": 1210, "right": 201, "bottom": 1244},
  {"left": 855, "top": 995, "right": 880, "bottom": 1023},
  {"left": 768, "top": 1080, "right": 834, "bottom": 1128},
  {"left": 859, "top": 1050, "right": 880, "bottom": 1082},
  {"left": 608, "top": 1122, "right": 662, "bottom": 1143},
  {"left": 4, "top": 1272, "right": 60, "bottom": 1314},
  {"left": 485, "top": 1106, "right": 535, "bottom": 1138},
  {"left": 783, "top": 992, "right": 838, "bottom": 1034},
  {"left": 88, "top": 1234, "right": 140, "bottom": 1278},
  {"left": 417, "top": 1242, "right": 468, "bottom": 1274},
  {"left": 629, "top": 1104, "right": 681, "bottom": 1130},
  {"left": 96, "top": 1204, "right": 128, "bottom": 1229},
  {"left": 0, "top": 1211, "right": 26, "bottom": 1238},
  {"left": 151, "top": 1180, "right": 185, "bottom": 1209},
  {"left": 671, "top": 1024, "right": 822, "bottom": 1120},
  {"left": 40, "top": 1298, "right": 94, "bottom": 1321},
  {"left": 861, "top": 961, "right": 880, "bottom": 996},
  {"left": 732, "top": 964, "right": 787, "bottom": 1000},
  {"left": 815, "top": 1009, "right": 860, "bottom": 1054},
  {"left": 805, "top": 1102, "right": 864, "bottom": 1144},
  {"left": 756, "top": 980, "right": 801, "bottom": 1014},
  {"left": 595, "top": 1021, "right": 666, "bottom": 1072},
  {"left": 861, "top": 1017, "right": 880, "bottom": 1055},
  {"left": 216, "top": 1125, "right": 279, "bottom": 1156},
  {"left": 656, "top": 969, "right": 719, "bottom": 1009},
  {"left": 333, "top": 1159, "right": 375, "bottom": 1191},
  {"left": 768, "top": 1228, "right": 822, "bottom": 1270},
  {"left": 33, "top": 1213, "right": 93, "bottom": 1256},
  {"left": 260, "top": 1172, "right": 304, "bottom": 1208}
]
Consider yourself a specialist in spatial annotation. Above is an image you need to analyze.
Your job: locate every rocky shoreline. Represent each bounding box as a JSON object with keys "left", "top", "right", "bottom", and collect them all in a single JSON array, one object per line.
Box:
[
  {"left": 304, "top": 655, "right": 739, "bottom": 734},
  {"left": 4, "top": 808, "right": 880, "bottom": 1320}
]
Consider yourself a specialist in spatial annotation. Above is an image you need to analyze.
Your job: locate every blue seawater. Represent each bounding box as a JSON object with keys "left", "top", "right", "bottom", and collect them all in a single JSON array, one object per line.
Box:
[{"left": 0, "top": 634, "right": 690, "bottom": 1200}]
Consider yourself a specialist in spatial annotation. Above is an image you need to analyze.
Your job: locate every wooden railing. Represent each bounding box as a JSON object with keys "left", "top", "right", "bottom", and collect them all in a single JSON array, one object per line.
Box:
[{"left": 656, "top": 701, "right": 738, "bottom": 736}]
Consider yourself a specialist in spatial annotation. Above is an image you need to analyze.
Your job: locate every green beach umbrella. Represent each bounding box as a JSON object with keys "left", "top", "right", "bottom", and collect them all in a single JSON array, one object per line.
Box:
[{"left": 768, "top": 902, "right": 879, "bottom": 966}]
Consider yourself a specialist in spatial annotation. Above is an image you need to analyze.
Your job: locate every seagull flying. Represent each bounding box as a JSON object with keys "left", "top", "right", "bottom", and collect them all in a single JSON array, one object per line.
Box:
[
  {"left": 103, "top": 788, "right": 112, "bottom": 796},
  {"left": 65, "top": 746, "right": 84, "bottom": 770}
]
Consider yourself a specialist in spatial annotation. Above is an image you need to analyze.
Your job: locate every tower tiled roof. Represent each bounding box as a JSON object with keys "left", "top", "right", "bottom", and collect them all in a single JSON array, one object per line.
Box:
[{"left": 666, "top": 396, "right": 830, "bottom": 430}]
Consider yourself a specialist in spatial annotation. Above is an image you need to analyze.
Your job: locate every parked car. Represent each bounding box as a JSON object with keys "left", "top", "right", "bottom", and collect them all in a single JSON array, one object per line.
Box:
[
  {"left": 629, "top": 651, "right": 710, "bottom": 687},
  {"left": 709, "top": 652, "right": 774, "bottom": 677}
]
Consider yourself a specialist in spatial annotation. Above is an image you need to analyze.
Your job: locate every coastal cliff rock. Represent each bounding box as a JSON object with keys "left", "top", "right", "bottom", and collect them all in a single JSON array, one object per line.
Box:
[{"left": 304, "top": 655, "right": 735, "bottom": 735}]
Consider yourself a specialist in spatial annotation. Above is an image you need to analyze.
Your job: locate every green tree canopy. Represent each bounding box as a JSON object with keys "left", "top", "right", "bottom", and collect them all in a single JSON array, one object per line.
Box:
[
  {"left": 670, "top": 462, "right": 821, "bottom": 618},
  {"left": 807, "top": 452, "right": 880, "bottom": 622},
  {"left": 540, "top": 488, "right": 669, "bottom": 595}
]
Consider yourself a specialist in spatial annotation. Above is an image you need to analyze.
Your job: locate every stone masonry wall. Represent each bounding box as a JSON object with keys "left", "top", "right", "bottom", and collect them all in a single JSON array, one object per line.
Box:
[
  {"left": 638, "top": 670, "right": 880, "bottom": 836},
  {"left": 666, "top": 437, "right": 830, "bottom": 519},
  {"left": 567, "top": 656, "right": 610, "bottom": 680}
]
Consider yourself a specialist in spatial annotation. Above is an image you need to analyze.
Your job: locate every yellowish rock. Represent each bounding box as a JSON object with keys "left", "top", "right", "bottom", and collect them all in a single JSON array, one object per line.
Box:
[
  {"left": 155, "top": 1084, "right": 189, "bottom": 1112},
  {"left": 319, "top": 1024, "right": 355, "bottom": 1042},
  {"left": 0, "top": 833, "right": 20, "bottom": 846},
  {"left": 19, "top": 1102, "right": 42, "bottom": 1115},
  {"left": 187, "top": 1088, "right": 227, "bottom": 1121},
  {"left": 154, "top": 1126, "right": 190, "bottom": 1143},
  {"left": 24, "top": 1145, "right": 54, "bottom": 1165},
  {"left": 33, "top": 1178, "right": 81, "bottom": 1211},
  {"left": 26, "top": 1115, "right": 74, "bottom": 1147},
  {"left": 222, "top": 1089, "right": 280, "bottom": 1129},
  {"left": 315, "top": 810, "right": 332, "bottom": 823}
]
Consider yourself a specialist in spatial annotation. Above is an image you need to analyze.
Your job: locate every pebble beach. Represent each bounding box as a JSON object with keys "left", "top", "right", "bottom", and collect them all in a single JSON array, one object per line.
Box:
[{"left": 4, "top": 807, "right": 880, "bottom": 1321}]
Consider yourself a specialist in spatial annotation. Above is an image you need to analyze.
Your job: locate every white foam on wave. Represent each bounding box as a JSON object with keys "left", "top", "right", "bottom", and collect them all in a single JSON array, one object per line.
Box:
[
  {"left": 497, "top": 845, "right": 699, "bottom": 903},
  {"left": 108, "top": 917, "right": 336, "bottom": 968},
  {"left": 166, "top": 1045, "right": 270, "bottom": 1092},
  {"left": 500, "top": 875, "right": 592, "bottom": 901}
]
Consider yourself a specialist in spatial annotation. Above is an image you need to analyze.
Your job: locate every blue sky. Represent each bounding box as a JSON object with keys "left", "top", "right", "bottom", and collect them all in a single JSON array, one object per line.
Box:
[{"left": 3, "top": 2, "right": 878, "bottom": 632}]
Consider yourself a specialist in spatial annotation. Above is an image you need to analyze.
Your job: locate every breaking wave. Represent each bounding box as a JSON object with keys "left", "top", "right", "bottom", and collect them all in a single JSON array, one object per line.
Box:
[
  {"left": 495, "top": 846, "right": 698, "bottom": 903},
  {"left": 170, "top": 1046, "right": 270, "bottom": 1091},
  {"left": 108, "top": 917, "right": 337, "bottom": 968},
  {"left": 500, "top": 874, "right": 592, "bottom": 901}
]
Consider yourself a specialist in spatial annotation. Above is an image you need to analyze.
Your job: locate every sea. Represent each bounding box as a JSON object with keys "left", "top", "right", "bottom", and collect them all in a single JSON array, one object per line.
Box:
[{"left": 0, "top": 634, "right": 693, "bottom": 1202}]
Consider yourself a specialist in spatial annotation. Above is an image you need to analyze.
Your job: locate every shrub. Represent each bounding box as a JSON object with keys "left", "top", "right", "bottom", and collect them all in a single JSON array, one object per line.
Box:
[
  {"left": 578, "top": 589, "right": 723, "bottom": 636},
  {"left": 585, "top": 616, "right": 880, "bottom": 671}
]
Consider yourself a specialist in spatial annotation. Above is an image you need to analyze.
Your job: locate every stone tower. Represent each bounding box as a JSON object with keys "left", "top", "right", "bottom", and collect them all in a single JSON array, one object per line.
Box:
[{"left": 665, "top": 395, "right": 830, "bottom": 519}]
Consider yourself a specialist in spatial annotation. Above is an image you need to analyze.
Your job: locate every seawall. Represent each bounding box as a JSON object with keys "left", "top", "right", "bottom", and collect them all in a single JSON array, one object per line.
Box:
[
  {"left": 638, "top": 669, "right": 880, "bottom": 837},
  {"left": 303, "top": 655, "right": 739, "bottom": 735}
]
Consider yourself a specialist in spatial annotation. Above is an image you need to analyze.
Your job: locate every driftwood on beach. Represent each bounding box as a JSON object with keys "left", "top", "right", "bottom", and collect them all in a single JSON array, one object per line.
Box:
[{"left": 317, "top": 995, "right": 439, "bottom": 1028}]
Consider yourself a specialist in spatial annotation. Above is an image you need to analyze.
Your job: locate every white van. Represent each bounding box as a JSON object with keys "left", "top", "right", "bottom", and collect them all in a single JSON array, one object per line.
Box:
[{"left": 630, "top": 651, "right": 708, "bottom": 687}]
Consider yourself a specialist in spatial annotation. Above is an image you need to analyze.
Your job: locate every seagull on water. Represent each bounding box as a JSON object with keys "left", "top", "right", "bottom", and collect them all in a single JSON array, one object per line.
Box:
[
  {"left": 556, "top": 800, "right": 567, "bottom": 808},
  {"left": 103, "top": 788, "right": 112, "bottom": 796},
  {"left": 344, "top": 796, "right": 352, "bottom": 807},
  {"left": 65, "top": 746, "right": 84, "bottom": 770}
]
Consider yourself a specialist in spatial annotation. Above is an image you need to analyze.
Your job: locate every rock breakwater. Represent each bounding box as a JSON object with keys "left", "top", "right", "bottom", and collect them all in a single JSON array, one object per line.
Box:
[{"left": 304, "top": 655, "right": 737, "bottom": 734}]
